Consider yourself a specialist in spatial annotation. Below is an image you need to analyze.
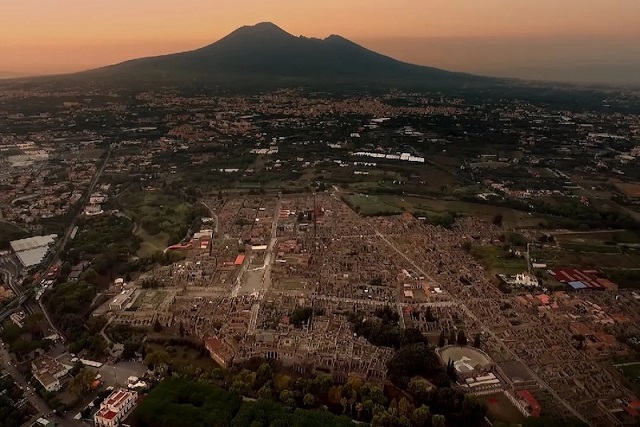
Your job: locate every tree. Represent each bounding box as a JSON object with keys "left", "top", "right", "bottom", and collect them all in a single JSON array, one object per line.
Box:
[
  {"left": 492, "top": 214, "right": 504, "bottom": 227},
  {"left": 258, "top": 385, "right": 272, "bottom": 400},
  {"left": 355, "top": 402, "right": 364, "bottom": 419},
  {"left": 328, "top": 386, "right": 343, "bottom": 406},
  {"left": 122, "top": 341, "right": 139, "bottom": 360},
  {"left": 290, "top": 306, "right": 313, "bottom": 327},
  {"left": 303, "top": 393, "right": 315, "bottom": 408},
  {"left": 69, "top": 368, "right": 96, "bottom": 397},
  {"left": 340, "top": 397, "right": 348, "bottom": 414},
  {"left": 456, "top": 330, "right": 467, "bottom": 346},
  {"left": 273, "top": 374, "right": 292, "bottom": 393},
  {"left": 346, "top": 375, "right": 364, "bottom": 395},
  {"left": 432, "top": 414, "right": 446, "bottom": 427},
  {"left": 438, "top": 330, "right": 445, "bottom": 347},
  {"left": 408, "top": 379, "right": 432, "bottom": 404},
  {"left": 411, "top": 405, "right": 431, "bottom": 427},
  {"left": 473, "top": 333, "right": 481, "bottom": 348},
  {"left": 144, "top": 349, "right": 170, "bottom": 370},
  {"left": 230, "top": 380, "right": 249, "bottom": 396},
  {"left": 448, "top": 329, "right": 456, "bottom": 345},
  {"left": 398, "top": 397, "right": 413, "bottom": 418},
  {"left": 279, "top": 390, "right": 296, "bottom": 408},
  {"left": 388, "top": 343, "right": 444, "bottom": 388},
  {"left": 572, "top": 334, "right": 586, "bottom": 350},
  {"left": 446, "top": 359, "right": 459, "bottom": 383},
  {"left": 153, "top": 319, "right": 162, "bottom": 332},
  {"left": 255, "top": 363, "right": 273, "bottom": 388}
]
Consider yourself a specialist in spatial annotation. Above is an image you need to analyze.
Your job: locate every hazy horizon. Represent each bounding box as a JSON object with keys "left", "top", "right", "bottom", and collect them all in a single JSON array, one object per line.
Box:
[{"left": 2, "top": 0, "right": 640, "bottom": 86}]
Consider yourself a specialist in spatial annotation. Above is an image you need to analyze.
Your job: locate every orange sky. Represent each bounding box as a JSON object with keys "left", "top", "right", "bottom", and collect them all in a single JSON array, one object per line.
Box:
[{"left": 1, "top": 0, "right": 639, "bottom": 76}]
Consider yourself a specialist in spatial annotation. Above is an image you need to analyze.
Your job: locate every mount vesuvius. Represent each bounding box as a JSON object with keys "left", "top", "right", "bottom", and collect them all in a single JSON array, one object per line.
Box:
[{"left": 14, "top": 23, "right": 498, "bottom": 89}]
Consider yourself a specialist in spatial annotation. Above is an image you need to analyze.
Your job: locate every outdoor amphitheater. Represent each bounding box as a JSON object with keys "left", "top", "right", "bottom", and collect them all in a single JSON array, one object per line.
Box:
[{"left": 438, "top": 345, "right": 495, "bottom": 377}]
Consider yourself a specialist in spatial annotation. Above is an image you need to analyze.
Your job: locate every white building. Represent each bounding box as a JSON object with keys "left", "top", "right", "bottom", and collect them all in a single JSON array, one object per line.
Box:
[
  {"left": 32, "top": 356, "right": 70, "bottom": 392},
  {"left": 10, "top": 234, "right": 58, "bottom": 268},
  {"left": 109, "top": 288, "right": 135, "bottom": 311},
  {"left": 513, "top": 273, "right": 539, "bottom": 288},
  {"left": 94, "top": 389, "right": 137, "bottom": 427}
]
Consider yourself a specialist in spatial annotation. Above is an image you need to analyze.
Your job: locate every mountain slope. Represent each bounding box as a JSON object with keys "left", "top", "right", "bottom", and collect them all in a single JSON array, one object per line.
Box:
[{"left": 22, "top": 23, "right": 497, "bottom": 89}]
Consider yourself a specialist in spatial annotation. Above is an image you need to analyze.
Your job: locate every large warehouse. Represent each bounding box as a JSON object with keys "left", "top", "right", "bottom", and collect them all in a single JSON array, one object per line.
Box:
[{"left": 10, "top": 234, "right": 58, "bottom": 268}]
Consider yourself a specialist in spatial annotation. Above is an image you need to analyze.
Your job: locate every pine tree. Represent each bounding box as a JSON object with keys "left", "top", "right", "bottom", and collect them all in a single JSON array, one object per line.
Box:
[
  {"left": 473, "top": 333, "right": 481, "bottom": 348},
  {"left": 438, "top": 330, "right": 445, "bottom": 347},
  {"left": 457, "top": 330, "right": 467, "bottom": 346}
]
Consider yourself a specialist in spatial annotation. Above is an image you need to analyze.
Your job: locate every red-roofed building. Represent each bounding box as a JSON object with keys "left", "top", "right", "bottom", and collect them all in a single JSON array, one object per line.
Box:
[
  {"left": 205, "top": 336, "right": 237, "bottom": 368},
  {"left": 234, "top": 254, "right": 246, "bottom": 266},
  {"left": 94, "top": 389, "right": 137, "bottom": 427},
  {"left": 517, "top": 390, "right": 541, "bottom": 417},
  {"left": 626, "top": 400, "right": 640, "bottom": 417},
  {"left": 537, "top": 294, "right": 551, "bottom": 305}
]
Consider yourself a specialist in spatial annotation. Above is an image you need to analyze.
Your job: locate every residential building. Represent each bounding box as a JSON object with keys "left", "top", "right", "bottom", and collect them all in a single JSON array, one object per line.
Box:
[{"left": 32, "top": 356, "right": 70, "bottom": 392}]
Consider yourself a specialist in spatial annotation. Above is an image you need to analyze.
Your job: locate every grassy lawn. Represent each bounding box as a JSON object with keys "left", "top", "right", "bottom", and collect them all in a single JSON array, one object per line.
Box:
[
  {"left": 532, "top": 248, "right": 640, "bottom": 269},
  {"left": 120, "top": 189, "right": 197, "bottom": 250},
  {"left": 559, "top": 242, "right": 622, "bottom": 254},
  {"left": 346, "top": 194, "right": 403, "bottom": 216},
  {"left": 554, "top": 230, "right": 640, "bottom": 245},
  {"left": 344, "top": 192, "right": 548, "bottom": 227},
  {"left": 471, "top": 245, "right": 528, "bottom": 274},
  {"left": 618, "top": 364, "right": 640, "bottom": 381},
  {"left": 134, "top": 226, "right": 170, "bottom": 256}
]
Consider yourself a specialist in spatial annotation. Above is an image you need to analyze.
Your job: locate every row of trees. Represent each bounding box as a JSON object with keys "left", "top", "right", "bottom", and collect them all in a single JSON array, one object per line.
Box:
[{"left": 437, "top": 329, "right": 480, "bottom": 348}]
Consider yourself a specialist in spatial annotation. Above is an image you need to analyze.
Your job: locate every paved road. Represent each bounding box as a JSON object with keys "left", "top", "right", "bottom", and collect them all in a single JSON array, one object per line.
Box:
[
  {"left": 367, "top": 222, "right": 590, "bottom": 425},
  {"left": 201, "top": 201, "right": 219, "bottom": 235},
  {"left": 1, "top": 340, "right": 75, "bottom": 427},
  {"left": 98, "top": 361, "right": 148, "bottom": 388},
  {"left": 37, "top": 140, "right": 116, "bottom": 340}
]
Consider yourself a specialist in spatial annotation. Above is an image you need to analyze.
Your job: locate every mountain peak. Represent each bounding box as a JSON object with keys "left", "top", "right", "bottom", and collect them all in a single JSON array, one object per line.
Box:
[{"left": 228, "top": 22, "right": 291, "bottom": 38}]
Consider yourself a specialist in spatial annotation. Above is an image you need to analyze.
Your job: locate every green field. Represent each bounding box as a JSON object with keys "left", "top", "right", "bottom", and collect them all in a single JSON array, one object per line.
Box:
[
  {"left": 559, "top": 242, "right": 622, "bottom": 254},
  {"left": 120, "top": 190, "right": 198, "bottom": 251},
  {"left": 531, "top": 248, "right": 640, "bottom": 269},
  {"left": 134, "top": 226, "right": 170, "bottom": 257},
  {"left": 471, "top": 245, "right": 528, "bottom": 274},
  {"left": 346, "top": 194, "right": 403, "bottom": 216},
  {"left": 618, "top": 363, "right": 640, "bottom": 382},
  {"left": 554, "top": 230, "right": 640, "bottom": 245},
  {"left": 346, "top": 193, "right": 547, "bottom": 227}
]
